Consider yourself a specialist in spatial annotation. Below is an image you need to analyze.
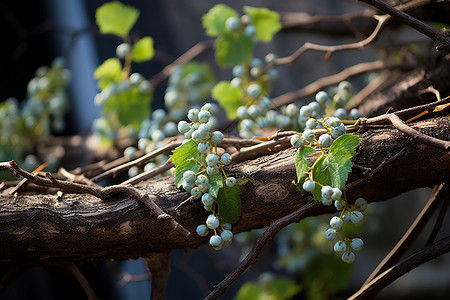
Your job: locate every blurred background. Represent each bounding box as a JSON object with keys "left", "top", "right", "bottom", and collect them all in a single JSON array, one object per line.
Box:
[{"left": 0, "top": 0, "right": 449, "bottom": 299}]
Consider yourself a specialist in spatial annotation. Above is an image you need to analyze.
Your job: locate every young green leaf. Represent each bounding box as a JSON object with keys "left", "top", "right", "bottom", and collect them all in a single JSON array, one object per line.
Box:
[
  {"left": 132, "top": 36, "right": 155, "bottom": 63},
  {"left": 217, "top": 185, "right": 243, "bottom": 224},
  {"left": 93, "top": 58, "right": 122, "bottom": 89},
  {"left": 215, "top": 32, "right": 254, "bottom": 67},
  {"left": 311, "top": 134, "right": 361, "bottom": 200},
  {"left": 202, "top": 4, "right": 238, "bottom": 37},
  {"left": 212, "top": 81, "right": 243, "bottom": 119},
  {"left": 207, "top": 172, "right": 224, "bottom": 198},
  {"left": 294, "top": 145, "right": 315, "bottom": 186},
  {"left": 96, "top": 1, "right": 139, "bottom": 38},
  {"left": 243, "top": 6, "right": 281, "bottom": 42},
  {"left": 171, "top": 140, "right": 200, "bottom": 187}
]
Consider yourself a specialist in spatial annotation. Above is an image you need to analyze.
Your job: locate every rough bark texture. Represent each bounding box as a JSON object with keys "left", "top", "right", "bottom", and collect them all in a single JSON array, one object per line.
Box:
[{"left": 0, "top": 115, "right": 448, "bottom": 265}]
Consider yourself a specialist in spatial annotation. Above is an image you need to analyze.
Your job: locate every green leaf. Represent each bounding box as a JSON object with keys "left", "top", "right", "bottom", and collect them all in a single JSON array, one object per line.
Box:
[
  {"left": 202, "top": 4, "right": 238, "bottom": 37},
  {"left": 132, "top": 36, "right": 155, "bottom": 63},
  {"left": 207, "top": 172, "right": 223, "bottom": 198},
  {"left": 104, "top": 86, "right": 151, "bottom": 128},
  {"left": 215, "top": 32, "right": 254, "bottom": 67},
  {"left": 217, "top": 185, "right": 242, "bottom": 224},
  {"left": 93, "top": 58, "right": 122, "bottom": 89},
  {"left": 271, "top": 278, "right": 302, "bottom": 299},
  {"left": 171, "top": 140, "right": 200, "bottom": 187},
  {"left": 311, "top": 134, "right": 361, "bottom": 200},
  {"left": 234, "top": 282, "right": 264, "bottom": 300},
  {"left": 96, "top": 1, "right": 139, "bottom": 37},
  {"left": 243, "top": 6, "right": 281, "bottom": 42},
  {"left": 212, "top": 81, "right": 243, "bottom": 119},
  {"left": 294, "top": 146, "right": 315, "bottom": 186}
]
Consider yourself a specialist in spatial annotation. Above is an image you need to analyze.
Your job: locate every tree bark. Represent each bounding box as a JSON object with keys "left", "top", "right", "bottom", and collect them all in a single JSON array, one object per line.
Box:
[{"left": 0, "top": 114, "right": 448, "bottom": 265}]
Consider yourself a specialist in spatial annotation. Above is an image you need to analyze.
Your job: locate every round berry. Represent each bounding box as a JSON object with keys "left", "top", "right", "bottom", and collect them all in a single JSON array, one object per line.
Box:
[
  {"left": 220, "top": 229, "right": 233, "bottom": 242},
  {"left": 225, "top": 17, "right": 240, "bottom": 31},
  {"left": 223, "top": 223, "right": 232, "bottom": 230},
  {"left": 190, "top": 187, "right": 203, "bottom": 198},
  {"left": 302, "top": 129, "right": 315, "bottom": 143},
  {"left": 350, "top": 238, "right": 364, "bottom": 251},
  {"left": 290, "top": 135, "right": 307, "bottom": 148},
  {"left": 321, "top": 186, "right": 333, "bottom": 199},
  {"left": 196, "top": 224, "right": 209, "bottom": 237},
  {"left": 334, "top": 199, "right": 345, "bottom": 210},
  {"left": 331, "top": 188, "right": 342, "bottom": 200},
  {"left": 236, "top": 106, "right": 249, "bottom": 119},
  {"left": 342, "top": 251, "right": 355, "bottom": 264},
  {"left": 209, "top": 234, "right": 223, "bottom": 247},
  {"left": 220, "top": 153, "right": 232, "bottom": 165},
  {"left": 198, "top": 109, "right": 211, "bottom": 123},
  {"left": 302, "top": 180, "right": 315, "bottom": 192},
  {"left": 246, "top": 84, "right": 262, "bottom": 97},
  {"left": 226, "top": 177, "right": 237, "bottom": 187},
  {"left": 196, "top": 174, "right": 209, "bottom": 186},
  {"left": 206, "top": 214, "right": 220, "bottom": 230},
  {"left": 305, "top": 119, "right": 317, "bottom": 129},
  {"left": 188, "top": 108, "right": 199, "bottom": 122},
  {"left": 318, "top": 134, "right": 333, "bottom": 148},
  {"left": 334, "top": 241, "right": 347, "bottom": 254},
  {"left": 206, "top": 153, "right": 219, "bottom": 167},
  {"left": 232, "top": 65, "right": 246, "bottom": 78},
  {"left": 325, "top": 228, "right": 337, "bottom": 241},
  {"left": 350, "top": 211, "right": 364, "bottom": 224},
  {"left": 244, "top": 25, "right": 256, "bottom": 37},
  {"left": 315, "top": 91, "right": 328, "bottom": 103},
  {"left": 116, "top": 43, "right": 131, "bottom": 58},
  {"left": 355, "top": 198, "right": 368, "bottom": 211},
  {"left": 211, "top": 131, "right": 224, "bottom": 144},
  {"left": 198, "top": 142, "right": 210, "bottom": 153},
  {"left": 321, "top": 197, "right": 333, "bottom": 206},
  {"left": 183, "top": 170, "right": 196, "bottom": 183},
  {"left": 330, "top": 216, "right": 343, "bottom": 230},
  {"left": 202, "top": 193, "right": 214, "bottom": 207}
]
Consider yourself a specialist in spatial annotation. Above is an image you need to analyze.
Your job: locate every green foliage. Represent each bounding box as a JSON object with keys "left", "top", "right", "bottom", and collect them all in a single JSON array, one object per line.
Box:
[
  {"left": 234, "top": 277, "right": 301, "bottom": 300},
  {"left": 207, "top": 172, "right": 224, "bottom": 198},
  {"left": 93, "top": 58, "right": 122, "bottom": 89},
  {"left": 243, "top": 6, "right": 281, "bottom": 42},
  {"left": 132, "top": 36, "right": 155, "bottom": 63},
  {"left": 217, "top": 184, "right": 243, "bottom": 224},
  {"left": 311, "top": 134, "right": 361, "bottom": 201},
  {"left": 215, "top": 32, "right": 254, "bottom": 67},
  {"left": 95, "top": 1, "right": 139, "bottom": 38},
  {"left": 202, "top": 4, "right": 239, "bottom": 37},
  {"left": 212, "top": 81, "right": 244, "bottom": 119},
  {"left": 294, "top": 146, "right": 316, "bottom": 187},
  {"left": 171, "top": 140, "right": 201, "bottom": 188}
]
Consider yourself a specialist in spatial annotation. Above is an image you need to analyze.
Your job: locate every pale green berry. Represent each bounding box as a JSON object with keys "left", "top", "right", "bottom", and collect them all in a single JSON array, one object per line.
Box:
[
  {"left": 350, "top": 211, "right": 364, "bottom": 224},
  {"left": 315, "top": 91, "right": 328, "bottom": 104},
  {"left": 202, "top": 193, "right": 214, "bottom": 207},
  {"left": 206, "top": 153, "right": 219, "bottom": 167},
  {"left": 116, "top": 43, "right": 131, "bottom": 59},
  {"left": 302, "top": 180, "right": 315, "bottom": 192},
  {"left": 244, "top": 25, "right": 256, "bottom": 37},
  {"left": 233, "top": 65, "right": 246, "bottom": 78},
  {"left": 226, "top": 177, "right": 237, "bottom": 187},
  {"left": 220, "top": 230, "right": 233, "bottom": 242},
  {"left": 211, "top": 131, "right": 224, "bottom": 144},
  {"left": 196, "top": 174, "right": 209, "bottom": 186},
  {"left": 318, "top": 133, "right": 333, "bottom": 148},
  {"left": 331, "top": 188, "right": 342, "bottom": 200},
  {"left": 350, "top": 238, "right": 364, "bottom": 251},
  {"left": 196, "top": 224, "right": 209, "bottom": 237},
  {"left": 206, "top": 214, "right": 220, "bottom": 230},
  {"left": 225, "top": 17, "right": 240, "bottom": 31},
  {"left": 178, "top": 121, "right": 191, "bottom": 134},
  {"left": 124, "top": 146, "right": 137, "bottom": 158},
  {"left": 246, "top": 84, "right": 261, "bottom": 97},
  {"left": 290, "top": 135, "right": 307, "bottom": 148},
  {"left": 342, "top": 251, "right": 355, "bottom": 264},
  {"left": 330, "top": 216, "right": 343, "bottom": 230},
  {"left": 209, "top": 234, "right": 223, "bottom": 248},
  {"left": 305, "top": 119, "right": 317, "bottom": 129},
  {"left": 183, "top": 170, "right": 196, "bottom": 183},
  {"left": 302, "top": 129, "right": 315, "bottom": 142},
  {"left": 220, "top": 153, "right": 232, "bottom": 165},
  {"left": 334, "top": 241, "right": 347, "bottom": 254},
  {"left": 325, "top": 228, "right": 337, "bottom": 241},
  {"left": 198, "top": 142, "right": 210, "bottom": 153},
  {"left": 191, "top": 187, "right": 203, "bottom": 198},
  {"left": 355, "top": 198, "right": 368, "bottom": 211}
]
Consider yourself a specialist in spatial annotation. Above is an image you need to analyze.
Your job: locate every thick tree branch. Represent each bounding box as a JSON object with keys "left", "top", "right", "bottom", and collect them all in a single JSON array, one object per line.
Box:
[{"left": 0, "top": 114, "right": 448, "bottom": 264}]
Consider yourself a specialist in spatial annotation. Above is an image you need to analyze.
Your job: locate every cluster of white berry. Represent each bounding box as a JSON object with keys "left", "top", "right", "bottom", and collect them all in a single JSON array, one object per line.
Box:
[{"left": 178, "top": 103, "right": 236, "bottom": 250}]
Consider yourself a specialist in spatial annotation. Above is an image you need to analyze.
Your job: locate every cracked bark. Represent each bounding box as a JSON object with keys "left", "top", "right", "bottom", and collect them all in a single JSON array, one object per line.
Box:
[{"left": 0, "top": 114, "right": 448, "bottom": 264}]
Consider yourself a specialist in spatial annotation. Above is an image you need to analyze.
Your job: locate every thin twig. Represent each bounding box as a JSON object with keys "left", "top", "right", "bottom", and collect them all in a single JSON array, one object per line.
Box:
[
  {"left": 362, "top": 183, "right": 446, "bottom": 286},
  {"left": 61, "top": 262, "right": 99, "bottom": 300},
  {"left": 386, "top": 113, "right": 450, "bottom": 149},
  {"left": 91, "top": 141, "right": 182, "bottom": 183},
  {"left": 204, "top": 201, "right": 321, "bottom": 300},
  {"left": 271, "top": 60, "right": 416, "bottom": 108},
  {"left": 120, "top": 162, "right": 174, "bottom": 185},
  {"left": 358, "top": 0, "right": 450, "bottom": 52},
  {"left": 144, "top": 253, "right": 171, "bottom": 300},
  {"left": 349, "top": 236, "right": 450, "bottom": 299},
  {"left": 149, "top": 40, "right": 214, "bottom": 87},
  {"left": 274, "top": 14, "right": 389, "bottom": 66},
  {"left": 426, "top": 185, "right": 450, "bottom": 245}
]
